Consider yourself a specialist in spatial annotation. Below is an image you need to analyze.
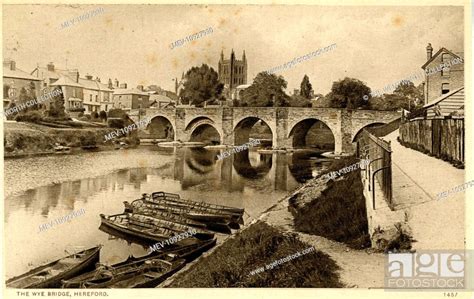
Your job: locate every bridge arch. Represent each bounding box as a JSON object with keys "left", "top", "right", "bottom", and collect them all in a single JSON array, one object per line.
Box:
[
  {"left": 233, "top": 117, "right": 274, "bottom": 146},
  {"left": 288, "top": 118, "right": 335, "bottom": 149},
  {"left": 185, "top": 116, "right": 223, "bottom": 144},
  {"left": 147, "top": 114, "right": 176, "bottom": 140},
  {"left": 352, "top": 122, "right": 387, "bottom": 142},
  {"left": 233, "top": 151, "right": 272, "bottom": 179}
]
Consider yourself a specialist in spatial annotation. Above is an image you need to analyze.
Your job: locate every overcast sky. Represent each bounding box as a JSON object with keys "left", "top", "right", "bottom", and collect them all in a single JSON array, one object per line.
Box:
[{"left": 3, "top": 4, "right": 464, "bottom": 94}]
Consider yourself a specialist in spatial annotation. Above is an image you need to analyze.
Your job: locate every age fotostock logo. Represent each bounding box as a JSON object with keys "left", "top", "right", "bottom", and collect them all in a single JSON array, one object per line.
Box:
[{"left": 385, "top": 251, "right": 467, "bottom": 290}]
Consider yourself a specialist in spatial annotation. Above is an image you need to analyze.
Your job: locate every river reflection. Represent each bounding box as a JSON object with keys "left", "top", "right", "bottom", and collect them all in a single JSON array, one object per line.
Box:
[{"left": 4, "top": 146, "right": 331, "bottom": 278}]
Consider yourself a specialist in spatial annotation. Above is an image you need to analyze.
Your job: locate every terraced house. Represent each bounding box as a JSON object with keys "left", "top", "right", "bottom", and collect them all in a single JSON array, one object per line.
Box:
[
  {"left": 31, "top": 62, "right": 114, "bottom": 116},
  {"left": 3, "top": 59, "right": 42, "bottom": 110}
]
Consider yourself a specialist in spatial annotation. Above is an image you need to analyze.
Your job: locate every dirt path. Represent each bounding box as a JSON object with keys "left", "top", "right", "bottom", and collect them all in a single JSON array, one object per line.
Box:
[{"left": 259, "top": 193, "right": 386, "bottom": 289}]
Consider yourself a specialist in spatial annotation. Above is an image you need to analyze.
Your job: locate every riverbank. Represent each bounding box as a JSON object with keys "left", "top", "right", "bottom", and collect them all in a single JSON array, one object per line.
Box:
[
  {"left": 3, "top": 121, "right": 137, "bottom": 158},
  {"left": 162, "top": 156, "right": 389, "bottom": 288}
]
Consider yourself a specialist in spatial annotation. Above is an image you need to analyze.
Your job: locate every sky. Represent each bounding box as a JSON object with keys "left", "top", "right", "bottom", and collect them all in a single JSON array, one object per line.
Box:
[{"left": 2, "top": 4, "right": 464, "bottom": 95}]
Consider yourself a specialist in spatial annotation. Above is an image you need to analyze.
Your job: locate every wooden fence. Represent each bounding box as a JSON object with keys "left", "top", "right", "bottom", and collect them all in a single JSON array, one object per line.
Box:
[{"left": 399, "top": 117, "right": 464, "bottom": 166}]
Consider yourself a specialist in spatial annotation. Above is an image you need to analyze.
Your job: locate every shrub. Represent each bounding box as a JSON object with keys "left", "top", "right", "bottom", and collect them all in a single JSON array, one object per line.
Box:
[
  {"left": 92, "top": 111, "right": 99, "bottom": 119},
  {"left": 108, "top": 118, "right": 125, "bottom": 128},
  {"left": 14, "top": 111, "right": 44, "bottom": 123},
  {"left": 99, "top": 111, "right": 107, "bottom": 120}
]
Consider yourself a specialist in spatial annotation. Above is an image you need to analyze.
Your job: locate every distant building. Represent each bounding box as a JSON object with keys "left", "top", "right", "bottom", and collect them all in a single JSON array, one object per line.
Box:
[
  {"left": 3, "top": 59, "right": 42, "bottom": 109},
  {"left": 149, "top": 94, "right": 176, "bottom": 109},
  {"left": 112, "top": 84, "right": 150, "bottom": 111},
  {"left": 422, "top": 43, "right": 464, "bottom": 105},
  {"left": 218, "top": 49, "right": 247, "bottom": 98},
  {"left": 79, "top": 75, "right": 113, "bottom": 114}
]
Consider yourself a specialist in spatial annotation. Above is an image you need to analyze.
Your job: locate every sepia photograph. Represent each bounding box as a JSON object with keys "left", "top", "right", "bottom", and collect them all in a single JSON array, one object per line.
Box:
[{"left": 1, "top": 1, "right": 472, "bottom": 298}]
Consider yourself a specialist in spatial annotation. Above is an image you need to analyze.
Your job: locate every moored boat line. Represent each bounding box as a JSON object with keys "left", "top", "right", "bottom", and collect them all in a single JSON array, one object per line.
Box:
[{"left": 7, "top": 191, "right": 243, "bottom": 289}]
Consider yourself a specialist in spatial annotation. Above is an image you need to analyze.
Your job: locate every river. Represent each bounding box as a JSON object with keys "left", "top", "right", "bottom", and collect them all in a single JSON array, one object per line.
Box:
[{"left": 4, "top": 145, "right": 332, "bottom": 278}]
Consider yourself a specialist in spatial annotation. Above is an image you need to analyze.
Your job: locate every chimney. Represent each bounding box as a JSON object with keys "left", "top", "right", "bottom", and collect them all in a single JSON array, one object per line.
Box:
[
  {"left": 115, "top": 78, "right": 119, "bottom": 87},
  {"left": 137, "top": 85, "right": 144, "bottom": 91},
  {"left": 68, "top": 69, "right": 79, "bottom": 83},
  {"left": 85, "top": 74, "right": 93, "bottom": 80},
  {"left": 119, "top": 83, "right": 127, "bottom": 89},
  {"left": 47, "top": 62, "right": 54, "bottom": 72},
  {"left": 426, "top": 43, "right": 433, "bottom": 60},
  {"left": 108, "top": 78, "right": 113, "bottom": 89}
]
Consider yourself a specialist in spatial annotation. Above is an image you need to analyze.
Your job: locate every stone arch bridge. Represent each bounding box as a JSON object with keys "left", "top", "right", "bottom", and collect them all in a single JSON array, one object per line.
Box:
[{"left": 129, "top": 107, "right": 400, "bottom": 154}]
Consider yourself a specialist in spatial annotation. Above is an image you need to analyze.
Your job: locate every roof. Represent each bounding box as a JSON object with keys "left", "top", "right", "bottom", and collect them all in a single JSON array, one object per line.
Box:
[
  {"left": 79, "top": 78, "right": 100, "bottom": 90},
  {"left": 149, "top": 94, "right": 175, "bottom": 103},
  {"left": 422, "top": 48, "right": 463, "bottom": 69},
  {"left": 50, "top": 76, "right": 83, "bottom": 87},
  {"left": 113, "top": 88, "right": 149, "bottom": 96},
  {"left": 32, "top": 66, "right": 72, "bottom": 80},
  {"left": 423, "top": 87, "right": 464, "bottom": 109},
  {"left": 3, "top": 66, "right": 42, "bottom": 81}
]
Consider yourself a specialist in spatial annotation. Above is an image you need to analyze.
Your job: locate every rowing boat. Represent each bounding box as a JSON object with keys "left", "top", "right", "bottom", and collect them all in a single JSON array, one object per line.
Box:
[
  {"left": 123, "top": 203, "right": 232, "bottom": 234},
  {"left": 99, "top": 213, "right": 213, "bottom": 244},
  {"left": 124, "top": 199, "right": 233, "bottom": 225},
  {"left": 65, "top": 258, "right": 185, "bottom": 288},
  {"left": 6, "top": 246, "right": 101, "bottom": 289},
  {"left": 151, "top": 191, "right": 245, "bottom": 214}
]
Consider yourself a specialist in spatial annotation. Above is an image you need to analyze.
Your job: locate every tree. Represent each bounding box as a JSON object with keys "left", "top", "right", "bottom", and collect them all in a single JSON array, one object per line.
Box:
[
  {"left": 327, "top": 77, "right": 371, "bottom": 109},
  {"left": 288, "top": 94, "right": 312, "bottom": 107},
  {"left": 43, "top": 86, "right": 66, "bottom": 118},
  {"left": 393, "top": 81, "right": 423, "bottom": 109},
  {"left": 300, "top": 75, "right": 313, "bottom": 99},
  {"left": 108, "top": 108, "right": 128, "bottom": 119},
  {"left": 180, "top": 64, "right": 223, "bottom": 107},
  {"left": 240, "top": 72, "right": 290, "bottom": 107},
  {"left": 99, "top": 110, "right": 107, "bottom": 121}
]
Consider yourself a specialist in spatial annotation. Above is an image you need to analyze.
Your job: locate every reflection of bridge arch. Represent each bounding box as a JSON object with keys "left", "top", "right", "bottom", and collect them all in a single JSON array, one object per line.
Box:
[
  {"left": 233, "top": 151, "right": 272, "bottom": 179},
  {"left": 352, "top": 122, "right": 386, "bottom": 142},
  {"left": 184, "top": 148, "right": 217, "bottom": 174},
  {"left": 147, "top": 115, "right": 175, "bottom": 140},
  {"left": 288, "top": 118, "right": 335, "bottom": 149},
  {"left": 185, "top": 117, "right": 223, "bottom": 144},
  {"left": 233, "top": 117, "right": 274, "bottom": 146}
]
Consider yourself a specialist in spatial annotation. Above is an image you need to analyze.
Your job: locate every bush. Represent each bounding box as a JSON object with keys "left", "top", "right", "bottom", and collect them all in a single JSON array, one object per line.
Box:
[
  {"left": 108, "top": 108, "right": 128, "bottom": 119},
  {"left": 99, "top": 111, "right": 107, "bottom": 120},
  {"left": 14, "top": 111, "right": 44, "bottom": 123},
  {"left": 108, "top": 118, "right": 125, "bottom": 128},
  {"left": 92, "top": 111, "right": 99, "bottom": 119},
  {"left": 79, "top": 134, "right": 97, "bottom": 147}
]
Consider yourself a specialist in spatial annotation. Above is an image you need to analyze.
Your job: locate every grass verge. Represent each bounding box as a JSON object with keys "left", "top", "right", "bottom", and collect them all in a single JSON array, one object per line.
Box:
[
  {"left": 168, "top": 221, "right": 343, "bottom": 288},
  {"left": 290, "top": 156, "right": 371, "bottom": 249}
]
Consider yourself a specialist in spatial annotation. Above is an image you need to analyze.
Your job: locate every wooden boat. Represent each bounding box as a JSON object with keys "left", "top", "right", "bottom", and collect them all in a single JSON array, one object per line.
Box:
[
  {"left": 150, "top": 191, "right": 245, "bottom": 215},
  {"left": 124, "top": 200, "right": 233, "bottom": 225},
  {"left": 123, "top": 203, "right": 232, "bottom": 234},
  {"left": 145, "top": 192, "right": 244, "bottom": 226},
  {"left": 6, "top": 246, "right": 101, "bottom": 289},
  {"left": 65, "top": 258, "right": 185, "bottom": 288},
  {"left": 99, "top": 213, "right": 213, "bottom": 245},
  {"left": 129, "top": 213, "right": 214, "bottom": 240}
]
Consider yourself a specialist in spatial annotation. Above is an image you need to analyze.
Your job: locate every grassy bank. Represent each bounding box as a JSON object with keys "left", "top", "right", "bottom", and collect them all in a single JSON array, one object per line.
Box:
[
  {"left": 3, "top": 122, "right": 137, "bottom": 155},
  {"left": 289, "top": 156, "right": 371, "bottom": 249},
  {"left": 168, "top": 221, "right": 342, "bottom": 288}
]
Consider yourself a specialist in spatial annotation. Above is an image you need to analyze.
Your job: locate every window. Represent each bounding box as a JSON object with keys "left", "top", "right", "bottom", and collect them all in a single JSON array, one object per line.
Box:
[
  {"left": 442, "top": 83, "right": 450, "bottom": 94},
  {"left": 90, "top": 94, "right": 92, "bottom": 101},
  {"left": 441, "top": 66, "right": 450, "bottom": 76},
  {"left": 95, "top": 95, "right": 98, "bottom": 102},
  {"left": 72, "top": 89, "right": 76, "bottom": 97}
]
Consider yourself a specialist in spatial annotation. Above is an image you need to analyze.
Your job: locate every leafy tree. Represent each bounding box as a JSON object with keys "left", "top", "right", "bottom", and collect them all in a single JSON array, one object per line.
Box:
[
  {"left": 300, "top": 75, "right": 313, "bottom": 99},
  {"left": 180, "top": 64, "right": 223, "bottom": 107},
  {"left": 240, "top": 72, "right": 290, "bottom": 107},
  {"left": 108, "top": 108, "right": 128, "bottom": 119},
  {"left": 42, "top": 86, "right": 66, "bottom": 118},
  {"left": 369, "top": 81, "right": 424, "bottom": 111},
  {"left": 327, "top": 77, "right": 371, "bottom": 109},
  {"left": 288, "top": 94, "right": 312, "bottom": 107},
  {"left": 393, "top": 81, "right": 423, "bottom": 109},
  {"left": 99, "top": 110, "right": 107, "bottom": 121}
]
